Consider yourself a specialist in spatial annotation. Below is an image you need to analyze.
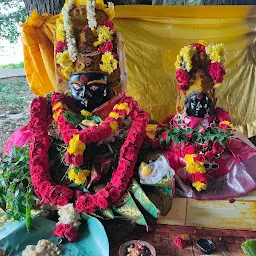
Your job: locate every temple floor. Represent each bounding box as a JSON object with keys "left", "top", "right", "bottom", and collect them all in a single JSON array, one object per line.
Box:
[{"left": 109, "top": 224, "right": 255, "bottom": 255}]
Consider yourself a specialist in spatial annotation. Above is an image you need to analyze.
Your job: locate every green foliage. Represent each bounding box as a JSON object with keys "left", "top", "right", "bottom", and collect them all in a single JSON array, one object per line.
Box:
[
  {"left": 0, "top": 61, "right": 24, "bottom": 69},
  {"left": 0, "top": 146, "right": 38, "bottom": 229},
  {"left": 242, "top": 240, "right": 256, "bottom": 256},
  {"left": 159, "top": 126, "right": 233, "bottom": 147},
  {"left": 0, "top": 78, "right": 28, "bottom": 108},
  {"left": 0, "top": 0, "right": 28, "bottom": 43},
  {"left": 63, "top": 111, "right": 103, "bottom": 126}
]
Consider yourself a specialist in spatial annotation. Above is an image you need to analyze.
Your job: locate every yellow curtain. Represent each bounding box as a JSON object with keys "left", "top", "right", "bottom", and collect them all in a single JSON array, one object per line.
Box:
[{"left": 21, "top": 5, "right": 256, "bottom": 137}]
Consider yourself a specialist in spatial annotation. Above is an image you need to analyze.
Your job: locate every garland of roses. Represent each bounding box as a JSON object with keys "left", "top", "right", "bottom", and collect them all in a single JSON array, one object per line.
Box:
[
  {"left": 157, "top": 108, "right": 233, "bottom": 192},
  {"left": 30, "top": 94, "right": 149, "bottom": 213},
  {"left": 175, "top": 41, "right": 226, "bottom": 92},
  {"left": 29, "top": 97, "right": 74, "bottom": 206}
]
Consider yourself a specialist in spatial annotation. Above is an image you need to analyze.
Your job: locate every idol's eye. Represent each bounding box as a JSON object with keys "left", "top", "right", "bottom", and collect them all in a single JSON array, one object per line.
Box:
[
  {"left": 90, "top": 85, "right": 99, "bottom": 91},
  {"left": 72, "top": 84, "right": 82, "bottom": 91}
]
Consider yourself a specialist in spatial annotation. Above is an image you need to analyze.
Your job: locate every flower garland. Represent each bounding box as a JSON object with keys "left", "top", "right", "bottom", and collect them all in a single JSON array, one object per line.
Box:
[
  {"left": 30, "top": 94, "right": 149, "bottom": 214},
  {"left": 158, "top": 108, "right": 232, "bottom": 192},
  {"left": 75, "top": 108, "right": 149, "bottom": 213},
  {"left": 53, "top": 203, "right": 81, "bottom": 242},
  {"left": 55, "top": 0, "right": 118, "bottom": 77},
  {"left": 51, "top": 92, "right": 135, "bottom": 173},
  {"left": 29, "top": 97, "right": 74, "bottom": 206},
  {"left": 175, "top": 41, "right": 227, "bottom": 91}
]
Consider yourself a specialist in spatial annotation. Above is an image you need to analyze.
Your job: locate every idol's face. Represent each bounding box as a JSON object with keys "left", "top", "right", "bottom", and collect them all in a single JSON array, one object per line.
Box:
[
  {"left": 69, "top": 72, "right": 108, "bottom": 111},
  {"left": 185, "top": 92, "right": 213, "bottom": 118}
]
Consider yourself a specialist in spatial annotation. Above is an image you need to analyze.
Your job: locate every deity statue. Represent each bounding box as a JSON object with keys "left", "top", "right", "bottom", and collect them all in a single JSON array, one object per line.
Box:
[
  {"left": 154, "top": 41, "right": 256, "bottom": 199},
  {"left": 1, "top": 0, "right": 173, "bottom": 243}
]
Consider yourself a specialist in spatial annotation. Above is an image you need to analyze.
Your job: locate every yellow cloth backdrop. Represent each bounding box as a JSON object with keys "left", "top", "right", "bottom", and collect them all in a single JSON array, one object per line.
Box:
[{"left": 21, "top": 6, "right": 256, "bottom": 137}]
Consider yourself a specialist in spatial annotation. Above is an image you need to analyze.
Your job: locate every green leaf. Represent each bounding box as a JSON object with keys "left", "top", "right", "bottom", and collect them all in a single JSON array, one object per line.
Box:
[{"left": 166, "top": 136, "right": 171, "bottom": 146}]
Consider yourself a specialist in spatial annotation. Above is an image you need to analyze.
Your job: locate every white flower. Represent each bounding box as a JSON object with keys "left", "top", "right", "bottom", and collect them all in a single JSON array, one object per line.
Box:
[
  {"left": 62, "top": 0, "right": 78, "bottom": 62},
  {"left": 87, "top": 0, "right": 97, "bottom": 30},
  {"left": 22, "top": 240, "right": 61, "bottom": 256},
  {"left": 107, "top": 2, "right": 114, "bottom": 11},
  {"left": 57, "top": 203, "right": 81, "bottom": 228}
]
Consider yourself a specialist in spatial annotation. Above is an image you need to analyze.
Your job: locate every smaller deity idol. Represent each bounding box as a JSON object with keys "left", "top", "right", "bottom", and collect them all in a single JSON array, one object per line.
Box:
[{"left": 156, "top": 41, "right": 256, "bottom": 199}]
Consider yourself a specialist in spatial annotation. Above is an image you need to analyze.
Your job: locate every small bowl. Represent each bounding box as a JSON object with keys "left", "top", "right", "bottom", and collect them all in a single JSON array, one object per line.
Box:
[
  {"left": 119, "top": 240, "right": 156, "bottom": 256},
  {"left": 197, "top": 238, "right": 216, "bottom": 254}
]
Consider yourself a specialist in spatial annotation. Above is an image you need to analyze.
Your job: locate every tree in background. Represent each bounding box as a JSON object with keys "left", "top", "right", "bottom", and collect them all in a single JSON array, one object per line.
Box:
[
  {"left": 0, "top": 0, "right": 254, "bottom": 43},
  {"left": 0, "top": 0, "right": 27, "bottom": 43}
]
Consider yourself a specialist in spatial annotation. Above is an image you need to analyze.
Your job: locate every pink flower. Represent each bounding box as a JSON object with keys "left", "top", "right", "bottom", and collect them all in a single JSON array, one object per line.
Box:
[
  {"left": 183, "top": 145, "right": 195, "bottom": 154},
  {"left": 56, "top": 41, "right": 68, "bottom": 53},
  {"left": 209, "top": 62, "right": 226, "bottom": 83},
  {"left": 161, "top": 131, "right": 168, "bottom": 140},
  {"left": 189, "top": 173, "right": 207, "bottom": 184},
  {"left": 192, "top": 43, "right": 206, "bottom": 53},
  {"left": 186, "top": 133, "right": 193, "bottom": 139},
  {"left": 100, "top": 41, "right": 113, "bottom": 54},
  {"left": 199, "top": 126, "right": 205, "bottom": 135},
  {"left": 216, "top": 108, "right": 232, "bottom": 123},
  {"left": 173, "top": 236, "right": 186, "bottom": 249},
  {"left": 96, "top": 194, "right": 109, "bottom": 209},
  {"left": 104, "top": 20, "right": 114, "bottom": 31},
  {"left": 176, "top": 69, "right": 190, "bottom": 86},
  {"left": 64, "top": 226, "right": 79, "bottom": 242},
  {"left": 109, "top": 187, "right": 121, "bottom": 202},
  {"left": 194, "top": 154, "right": 205, "bottom": 162}
]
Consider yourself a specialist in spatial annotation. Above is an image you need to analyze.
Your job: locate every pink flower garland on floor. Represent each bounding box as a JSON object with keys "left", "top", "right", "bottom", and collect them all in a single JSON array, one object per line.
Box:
[{"left": 29, "top": 94, "right": 149, "bottom": 213}]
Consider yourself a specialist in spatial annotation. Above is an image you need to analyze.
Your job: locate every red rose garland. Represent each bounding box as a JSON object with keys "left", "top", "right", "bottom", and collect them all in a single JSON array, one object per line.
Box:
[
  {"left": 29, "top": 97, "right": 74, "bottom": 206},
  {"left": 29, "top": 94, "right": 149, "bottom": 212},
  {"left": 75, "top": 109, "right": 149, "bottom": 213}
]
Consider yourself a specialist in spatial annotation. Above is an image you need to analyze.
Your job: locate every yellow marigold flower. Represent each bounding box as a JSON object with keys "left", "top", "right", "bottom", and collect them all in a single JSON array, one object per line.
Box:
[
  {"left": 53, "top": 102, "right": 68, "bottom": 111},
  {"left": 53, "top": 102, "right": 63, "bottom": 111},
  {"left": 96, "top": 0, "right": 105, "bottom": 10},
  {"left": 62, "top": 65, "right": 74, "bottom": 80},
  {"left": 109, "top": 112, "right": 120, "bottom": 119},
  {"left": 219, "top": 121, "right": 233, "bottom": 129},
  {"left": 100, "top": 52, "right": 118, "bottom": 74},
  {"left": 206, "top": 43, "right": 227, "bottom": 64},
  {"left": 75, "top": 0, "right": 88, "bottom": 6},
  {"left": 56, "top": 51, "right": 71, "bottom": 68},
  {"left": 114, "top": 103, "right": 130, "bottom": 113},
  {"left": 68, "top": 169, "right": 90, "bottom": 185},
  {"left": 192, "top": 181, "right": 207, "bottom": 192},
  {"left": 198, "top": 40, "right": 209, "bottom": 46},
  {"left": 68, "top": 134, "right": 86, "bottom": 155},
  {"left": 186, "top": 162, "right": 206, "bottom": 174},
  {"left": 56, "top": 14, "right": 65, "bottom": 41},
  {"left": 80, "top": 110, "right": 92, "bottom": 116},
  {"left": 175, "top": 45, "right": 196, "bottom": 72},
  {"left": 53, "top": 109, "right": 62, "bottom": 121},
  {"left": 184, "top": 154, "right": 195, "bottom": 165},
  {"left": 109, "top": 121, "right": 119, "bottom": 133},
  {"left": 97, "top": 26, "right": 113, "bottom": 44}
]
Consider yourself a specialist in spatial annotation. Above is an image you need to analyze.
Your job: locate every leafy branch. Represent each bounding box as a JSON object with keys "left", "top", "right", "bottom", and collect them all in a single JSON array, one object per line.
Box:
[{"left": 0, "top": 146, "right": 38, "bottom": 229}]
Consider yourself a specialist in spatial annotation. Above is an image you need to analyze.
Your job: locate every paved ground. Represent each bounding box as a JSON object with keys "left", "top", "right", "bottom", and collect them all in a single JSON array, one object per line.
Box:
[
  {"left": 111, "top": 224, "right": 253, "bottom": 255},
  {"left": 0, "top": 68, "right": 25, "bottom": 79}
]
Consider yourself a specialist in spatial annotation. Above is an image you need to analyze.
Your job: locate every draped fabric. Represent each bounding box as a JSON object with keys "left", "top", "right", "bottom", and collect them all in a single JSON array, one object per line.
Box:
[{"left": 21, "top": 5, "right": 256, "bottom": 136}]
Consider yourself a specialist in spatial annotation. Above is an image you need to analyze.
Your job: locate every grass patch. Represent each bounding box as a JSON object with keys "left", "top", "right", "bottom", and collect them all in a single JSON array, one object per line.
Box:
[
  {"left": 0, "top": 62, "right": 24, "bottom": 69},
  {"left": 0, "top": 78, "right": 29, "bottom": 110}
]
